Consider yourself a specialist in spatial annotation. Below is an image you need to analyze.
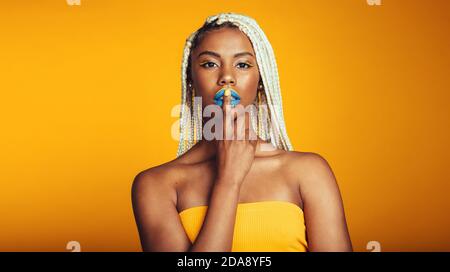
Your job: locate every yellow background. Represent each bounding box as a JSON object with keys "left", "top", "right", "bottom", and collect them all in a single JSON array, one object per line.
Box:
[{"left": 1, "top": 0, "right": 449, "bottom": 251}]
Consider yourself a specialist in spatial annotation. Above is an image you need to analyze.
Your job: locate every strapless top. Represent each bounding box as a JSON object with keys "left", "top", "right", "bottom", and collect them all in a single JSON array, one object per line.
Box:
[{"left": 178, "top": 200, "right": 308, "bottom": 252}]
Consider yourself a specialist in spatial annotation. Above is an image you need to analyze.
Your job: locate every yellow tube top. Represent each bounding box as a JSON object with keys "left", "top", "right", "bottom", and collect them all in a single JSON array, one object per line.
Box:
[{"left": 178, "top": 200, "right": 308, "bottom": 252}]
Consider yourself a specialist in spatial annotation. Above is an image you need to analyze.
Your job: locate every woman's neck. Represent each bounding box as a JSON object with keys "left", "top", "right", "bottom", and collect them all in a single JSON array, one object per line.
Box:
[{"left": 186, "top": 137, "right": 280, "bottom": 163}]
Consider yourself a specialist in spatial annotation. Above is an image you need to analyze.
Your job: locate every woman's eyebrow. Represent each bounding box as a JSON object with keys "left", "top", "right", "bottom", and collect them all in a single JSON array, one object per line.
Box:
[
  {"left": 234, "top": 52, "right": 254, "bottom": 58},
  {"left": 197, "top": 50, "right": 254, "bottom": 58}
]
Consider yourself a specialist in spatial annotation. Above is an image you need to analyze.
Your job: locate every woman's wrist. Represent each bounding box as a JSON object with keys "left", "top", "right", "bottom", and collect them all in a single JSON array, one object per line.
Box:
[{"left": 215, "top": 175, "right": 242, "bottom": 190}]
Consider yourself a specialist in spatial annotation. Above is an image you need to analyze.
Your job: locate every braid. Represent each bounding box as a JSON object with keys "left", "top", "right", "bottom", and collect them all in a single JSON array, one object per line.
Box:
[{"left": 177, "top": 12, "right": 293, "bottom": 157}]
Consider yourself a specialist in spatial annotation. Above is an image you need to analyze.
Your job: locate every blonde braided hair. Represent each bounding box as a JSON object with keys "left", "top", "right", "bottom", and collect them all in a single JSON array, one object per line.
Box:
[{"left": 177, "top": 12, "right": 293, "bottom": 157}]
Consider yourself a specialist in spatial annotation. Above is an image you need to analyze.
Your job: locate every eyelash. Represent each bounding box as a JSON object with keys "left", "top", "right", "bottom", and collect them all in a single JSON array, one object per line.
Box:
[{"left": 200, "top": 61, "right": 253, "bottom": 69}]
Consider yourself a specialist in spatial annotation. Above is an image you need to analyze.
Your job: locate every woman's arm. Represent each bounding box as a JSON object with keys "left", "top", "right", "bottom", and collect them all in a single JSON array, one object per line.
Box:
[
  {"left": 132, "top": 94, "right": 257, "bottom": 252},
  {"left": 188, "top": 179, "right": 242, "bottom": 251},
  {"left": 132, "top": 169, "right": 191, "bottom": 251},
  {"left": 131, "top": 169, "right": 243, "bottom": 252},
  {"left": 190, "top": 94, "right": 258, "bottom": 251},
  {"left": 297, "top": 152, "right": 353, "bottom": 251}
]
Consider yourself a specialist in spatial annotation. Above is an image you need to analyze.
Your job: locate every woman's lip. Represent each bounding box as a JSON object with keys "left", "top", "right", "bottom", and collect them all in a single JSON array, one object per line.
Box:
[
  {"left": 214, "top": 96, "right": 240, "bottom": 101},
  {"left": 213, "top": 96, "right": 240, "bottom": 107},
  {"left": 213, "top": 88, "right": 240, "bottom": 100},
  {"left": 213, "top": 87, "right": 241, "bottom": 107},
  {"left": 213, "top": 98, "right": 240, "bottom": 107}
]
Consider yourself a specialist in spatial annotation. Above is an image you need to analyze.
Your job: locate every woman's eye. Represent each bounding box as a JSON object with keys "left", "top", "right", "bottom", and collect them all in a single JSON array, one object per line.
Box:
[
  {"left": 237, "top": 62, "right": 252, "bottom": 69},
  {"left": 200, "top": 62, "right": 218, "bottom": 68}
]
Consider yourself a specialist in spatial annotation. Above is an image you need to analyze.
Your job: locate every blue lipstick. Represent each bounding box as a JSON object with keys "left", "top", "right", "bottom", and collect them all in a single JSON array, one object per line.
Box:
[{"left": 213, "top": 87, "right": 241, "bottom": 107}]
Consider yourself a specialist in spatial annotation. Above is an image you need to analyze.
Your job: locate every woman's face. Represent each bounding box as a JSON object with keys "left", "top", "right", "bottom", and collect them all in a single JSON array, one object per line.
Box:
[{"left": 189, "top": 27, "right": 260, "bottom": 109}]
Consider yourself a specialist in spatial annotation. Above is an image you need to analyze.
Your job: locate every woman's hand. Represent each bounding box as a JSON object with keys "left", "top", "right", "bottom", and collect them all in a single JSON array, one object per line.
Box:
[{"left": 215, "top": 88, "right": 258, "bottom": 187}]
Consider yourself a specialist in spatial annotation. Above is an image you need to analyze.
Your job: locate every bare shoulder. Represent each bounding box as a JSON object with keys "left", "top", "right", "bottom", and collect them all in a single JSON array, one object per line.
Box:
[
  {"left": 282, "top": 151, "right": 338, "bottom": 190},
  {"left": 131, "top": 159, "right": 188, "bottom": 207},
  {"left": 284, "top": 151, "right": 352, "bottom": 251},
  {"left": 131, "top": 158, "right": 194, "bottom": 251},
  {"left": 283, "top": 151, "right": 332, "bottom": 173}
]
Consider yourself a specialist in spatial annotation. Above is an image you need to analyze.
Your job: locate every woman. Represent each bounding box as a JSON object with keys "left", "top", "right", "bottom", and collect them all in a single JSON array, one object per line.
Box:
[{"left": 132, "top": 13, "right": 352, "bottom": 252}]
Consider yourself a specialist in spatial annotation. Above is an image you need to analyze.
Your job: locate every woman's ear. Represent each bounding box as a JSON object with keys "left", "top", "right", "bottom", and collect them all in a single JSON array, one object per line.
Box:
[{"left": 258, "top": 76, "right": 263, "bottom": 89}]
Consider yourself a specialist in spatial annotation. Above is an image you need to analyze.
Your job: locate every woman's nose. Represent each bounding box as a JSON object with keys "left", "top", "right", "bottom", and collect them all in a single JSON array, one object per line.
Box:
[{"left": 218, "top": 68, "right": 236, "bottom": 86}]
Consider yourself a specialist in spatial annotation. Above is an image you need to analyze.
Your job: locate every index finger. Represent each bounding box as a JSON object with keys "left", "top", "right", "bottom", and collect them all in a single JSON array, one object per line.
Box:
[{"left": 222, "top": 87, "right": 233, "bottom": 140}]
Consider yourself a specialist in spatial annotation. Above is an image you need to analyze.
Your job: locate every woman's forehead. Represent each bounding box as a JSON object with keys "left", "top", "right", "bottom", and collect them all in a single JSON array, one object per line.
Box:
[{"left": 192, "top": 27, "right": 255, "bottom": 58}]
